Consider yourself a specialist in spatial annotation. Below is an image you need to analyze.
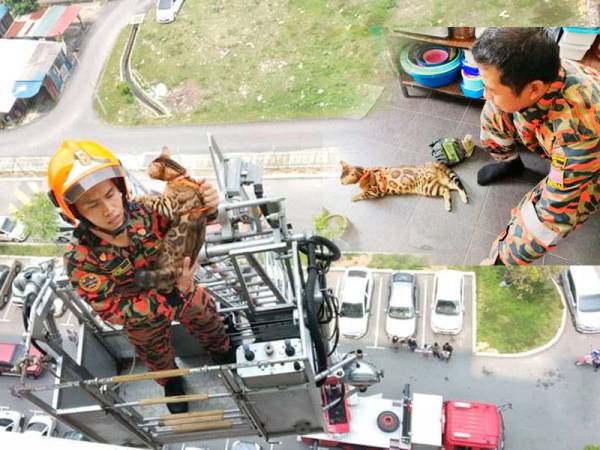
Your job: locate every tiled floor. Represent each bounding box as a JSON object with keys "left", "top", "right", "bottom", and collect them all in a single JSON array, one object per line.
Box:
[{"left": 275, "top": 81, "right": 600, "bottom": 265}]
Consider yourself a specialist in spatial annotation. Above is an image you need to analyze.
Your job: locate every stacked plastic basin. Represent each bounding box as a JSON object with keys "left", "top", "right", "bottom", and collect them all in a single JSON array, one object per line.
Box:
[
  {"left": 460, "top": 50, "right": 484, "bottom": 99},
  {"left": 400, "top": 42, "right": 463, "bottom": 88},
  {"left": 559, "top": 27, "right": 600, "bottom": 61}
]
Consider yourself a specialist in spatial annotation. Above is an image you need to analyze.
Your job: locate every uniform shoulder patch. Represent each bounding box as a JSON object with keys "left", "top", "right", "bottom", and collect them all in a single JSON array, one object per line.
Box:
[{"left": 79, "top": 273, "right": 106, "bottom": 293}]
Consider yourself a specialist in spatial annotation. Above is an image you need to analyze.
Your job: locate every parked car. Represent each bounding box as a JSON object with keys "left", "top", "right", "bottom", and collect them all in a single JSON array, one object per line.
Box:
[
  {"left": 0, "top": 260, "right": 21, "bottom": 310},
  {"left": 385, "top": 272, "right": 418, "bottom": 340},
  {"left": 0, "top": 216, "right": 28, "bottom": 242},
  {"left": 0, "top": 342, "right": 44, "bottom": 379},
  {"left": 561, "top": 266, "right": 600, "bottom": 333},
  {"left": 231, "top": 441, "right": 263, "bottom": 450},
  {"left": 431, "top": 270, "right": 464, "bottom": 335},
  {"left": 23, "top": 412, "right": 57, "bottom": 436},
  {"left": 0, "top": 407, "right": 25, "bottom": 432},
  {"left": 156, "top": 0, "right": 184, "bottom": 23},
  {"left": 339, "top": 268, "right": 373, "bottom": 339}
]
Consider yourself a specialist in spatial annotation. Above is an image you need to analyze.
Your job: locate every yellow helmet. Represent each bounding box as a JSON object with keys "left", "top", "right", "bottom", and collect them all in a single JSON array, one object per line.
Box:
[{"left": 47, "top": 140, "right": 129, "bottom": 224}]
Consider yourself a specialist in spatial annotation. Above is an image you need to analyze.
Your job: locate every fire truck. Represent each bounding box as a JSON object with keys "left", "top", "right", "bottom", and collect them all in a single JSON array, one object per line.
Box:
[
  {"left": 13, "top": 134, "right": 507, "bottom": 450},
  {"left": 300, "top": 384, "right": 506, "bottom": 450}
]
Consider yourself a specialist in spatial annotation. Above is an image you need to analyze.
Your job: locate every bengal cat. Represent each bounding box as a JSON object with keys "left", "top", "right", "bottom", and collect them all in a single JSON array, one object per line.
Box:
[
  {"left": 339, "top": 160, "right": 468, "bottom": 212},
  {"left": 135, "top": 147, "right": 210, "bottom": 292}
]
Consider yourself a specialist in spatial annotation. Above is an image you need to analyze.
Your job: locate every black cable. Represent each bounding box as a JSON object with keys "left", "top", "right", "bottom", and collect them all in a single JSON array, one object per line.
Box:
[{"left": 303, "top": 238, "right": 329, "bottom": 386}]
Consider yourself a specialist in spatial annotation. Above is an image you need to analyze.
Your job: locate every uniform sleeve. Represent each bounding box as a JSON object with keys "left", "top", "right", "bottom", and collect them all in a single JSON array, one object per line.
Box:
[
  {"left": 490, "top": 134, "right": 600, "bottom": 264},
  {"left": 480, "top": 101, "right": 521, "bottom": 162}
]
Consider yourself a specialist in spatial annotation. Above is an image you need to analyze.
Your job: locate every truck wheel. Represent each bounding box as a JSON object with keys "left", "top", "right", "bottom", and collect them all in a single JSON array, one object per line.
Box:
[{"left": 377, "top": 410, "right": 399, "bottom": 433}]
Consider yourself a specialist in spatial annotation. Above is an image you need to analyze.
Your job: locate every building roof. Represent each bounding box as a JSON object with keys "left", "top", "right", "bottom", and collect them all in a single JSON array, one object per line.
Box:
[
  {"left": 0, "top": 39, "right": 62, "bottom": 113},
  {"left": 4, "top": 5, "right": 80, "bottom": 39}
]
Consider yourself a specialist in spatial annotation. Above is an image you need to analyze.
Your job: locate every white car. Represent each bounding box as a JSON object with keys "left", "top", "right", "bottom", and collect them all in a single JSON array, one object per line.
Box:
[
  {"left": 0, "top": 216, "right": 28, "bottom": 242},
  {"left": 385, "top": 272, "right": 418, "bottom": 340},
  {"left": 156, "top": 0, "right": 184, "bottom": 23},
  {"left": 0, "top": 408, "right": 24, "bottom": 432},
  {"left": 431, "top": 270, "right": 464, "bottom": 335},
  {"left": 339, "top": 268, "right": 373, "bottom": 339},
  {"left": 23, "top": 412, "right": 58, "bottom": 436},
  {"left": 562, "top": 266, "right": 600, "bottom": 333}
]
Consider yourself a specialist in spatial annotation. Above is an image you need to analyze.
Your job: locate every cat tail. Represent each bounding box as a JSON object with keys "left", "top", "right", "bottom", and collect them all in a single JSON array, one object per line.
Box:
[{"left": 442, "top": 166, "right": 469, "bottom": 204}]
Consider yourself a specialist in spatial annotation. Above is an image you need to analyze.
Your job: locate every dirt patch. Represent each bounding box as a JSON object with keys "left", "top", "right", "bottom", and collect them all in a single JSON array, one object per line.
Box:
[{"left": 163, "top": 81, "right": 204, "bottom": 113}]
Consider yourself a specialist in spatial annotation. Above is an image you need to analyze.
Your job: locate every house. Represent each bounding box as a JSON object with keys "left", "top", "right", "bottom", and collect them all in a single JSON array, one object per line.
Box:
[
  {"left": 0, "top": 3, "right": 14, "bottom": 38},
  {"left": 0, "top": 38, "right": 72, "bottom": 125}
]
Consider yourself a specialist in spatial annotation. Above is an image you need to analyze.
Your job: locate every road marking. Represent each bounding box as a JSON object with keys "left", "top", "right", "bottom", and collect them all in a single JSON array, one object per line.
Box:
[
  {"left": 63, "top": 311, "right": 74, "bottom": 327},
  {"left": 14, "top": 188, "right": 30, "bottom": 205},
  {"left": 470, "top": 273, "right": 477, "bottom": 354},
  {"left": 421, "top": 276, "right": 430, "bottom": 349},
  {"left": 27, "top": 181, "right": 41, "bottom": 194},
  {"left": 366, "top": 345, "right": 386, "bottom": 350},
  {"left": 372, "top": 276, "right": 384, "bottom": 348},
  {"left": 224, "top": 438, "right": 229, "bottom": 450},
  {"left": 0, "top": 298, "right": 14, "bottom": 322}
]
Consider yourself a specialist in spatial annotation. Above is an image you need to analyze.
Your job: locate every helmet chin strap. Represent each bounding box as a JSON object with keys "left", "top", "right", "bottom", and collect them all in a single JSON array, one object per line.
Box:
[
  {"left": 80, "top": 207, "right": 131, "bottom": 238},
  {"left": 93, "top": 208, "right": 131, "bottom": 237}
]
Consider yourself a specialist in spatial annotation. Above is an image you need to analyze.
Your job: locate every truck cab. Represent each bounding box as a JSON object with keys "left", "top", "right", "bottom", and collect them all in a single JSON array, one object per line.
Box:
[{"left": 443, "top": 400, "right": 505, "bottom": 450}]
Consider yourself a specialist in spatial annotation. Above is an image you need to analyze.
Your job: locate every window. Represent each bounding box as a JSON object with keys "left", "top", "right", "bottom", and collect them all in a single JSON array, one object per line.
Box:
[
  {"left": 567, "top": 271, "right": 577, "bottom": 303},
  {"left": 158, "top": 0, "right": 172, "bottom": 10},
  {"left": 389, "top": 306, "right": 414, "bottom": 319},
  {"left": 435, "top": 300, "right": 459, "bottom": 315},
  {"left": 579, "top": 294, "right": 600, "bottom": 313},
  {"left": 340, "top": 302, "right": 364, "bottom": 318}
]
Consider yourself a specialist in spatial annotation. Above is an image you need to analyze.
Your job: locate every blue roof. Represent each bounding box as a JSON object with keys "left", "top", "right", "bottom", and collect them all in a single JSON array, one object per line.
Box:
[
  {"left": 12, "top": 80, "right": 43, "bottom": 99},
  {"left": 0, "top": 4, "right": 9, "bottom": 21}
]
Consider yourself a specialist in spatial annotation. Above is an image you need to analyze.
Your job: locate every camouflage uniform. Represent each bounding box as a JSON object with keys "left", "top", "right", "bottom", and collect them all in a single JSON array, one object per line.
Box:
[
  {"left": 64, "top": 201, "right": 230, "bottom": 385},
  {"left": 480, "top": 59, "right": 600, "bottom": 264}
]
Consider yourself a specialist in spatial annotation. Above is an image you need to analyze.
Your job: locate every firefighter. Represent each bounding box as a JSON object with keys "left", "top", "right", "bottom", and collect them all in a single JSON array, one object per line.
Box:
[
  {"left": 472, "top": 28, "right": 600, "bottom": 265},
  {"left": 47, "top": 140, "right": 232, "bottom": 414}
]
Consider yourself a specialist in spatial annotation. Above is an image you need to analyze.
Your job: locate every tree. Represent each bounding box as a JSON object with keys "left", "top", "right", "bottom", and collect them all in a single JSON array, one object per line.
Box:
[
  {"left": 5, "top": 0, "right": 39, "bottom": 16},
  {"left": 502, "top": 266, "right": 562, "bottom": 300},
  {"left": 12, "top": 192, "right": 60, "bottom": 242}
]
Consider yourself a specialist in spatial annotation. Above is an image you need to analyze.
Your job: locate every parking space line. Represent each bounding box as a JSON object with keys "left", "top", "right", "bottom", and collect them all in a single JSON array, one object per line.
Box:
[
  {"left": 62, "top": 311, "right": 75, "bottom": 327},
  {"left": 0, "top": 298, "right": 14, "bottom": 322},
  {"left": 334, "top": 275, "right": 341, "bottom": 300},
  {"left": 225, "top": 438, "right": 229, "bottom": 450},
  {"left": 421, "top": 276, "right": 430, "bottom": 349},
  {"left": 372, "top": 276, "right": 383, "bottom": 349}
]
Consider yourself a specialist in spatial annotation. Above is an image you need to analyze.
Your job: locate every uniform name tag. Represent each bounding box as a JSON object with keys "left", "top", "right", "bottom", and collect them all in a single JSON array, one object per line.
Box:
[{"left": 547, "top": 166, "right": 564, "bottom": 190}]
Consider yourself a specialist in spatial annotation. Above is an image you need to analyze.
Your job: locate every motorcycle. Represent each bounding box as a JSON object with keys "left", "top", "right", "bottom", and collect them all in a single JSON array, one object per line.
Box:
[{"left": 575, "top": 349, "right": 600, "bottom": 370}]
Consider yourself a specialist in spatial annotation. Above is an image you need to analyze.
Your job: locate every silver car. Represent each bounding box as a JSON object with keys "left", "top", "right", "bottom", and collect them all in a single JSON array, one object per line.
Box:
[{"left": 0, "top": 216, "right": 28, "bottom": 242}]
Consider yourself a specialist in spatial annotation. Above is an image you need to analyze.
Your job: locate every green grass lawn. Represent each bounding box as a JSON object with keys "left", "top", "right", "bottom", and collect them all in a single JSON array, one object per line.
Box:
[
  {"left": 0, "top": 244, "right": 66, "bottom": 257},
  {"left": 391, "top": 0, "right": 589, "bottom": 26},
  {"left": 96, "top": 0, "right": 397, "bottom": 125},
  {"left": 474, "top": 266, "right": 563, "bottom": 354}
]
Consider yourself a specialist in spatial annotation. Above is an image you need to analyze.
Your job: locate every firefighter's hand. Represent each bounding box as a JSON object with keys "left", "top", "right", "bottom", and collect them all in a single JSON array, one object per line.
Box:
[
  {"left": 195, "top": 178, "right": 220, "bottom": 215},
  {"left": 176, "top": 257, "right": 197, "bottom": 294}
]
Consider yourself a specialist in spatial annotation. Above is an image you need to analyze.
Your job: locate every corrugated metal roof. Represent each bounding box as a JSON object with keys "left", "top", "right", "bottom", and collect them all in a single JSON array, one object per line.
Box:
[
  {"left": 4, "top": 5, "right": 81, "bottom": 39},
  {"left": 0, "top": 39, "right": 62, "bottom": 113}
]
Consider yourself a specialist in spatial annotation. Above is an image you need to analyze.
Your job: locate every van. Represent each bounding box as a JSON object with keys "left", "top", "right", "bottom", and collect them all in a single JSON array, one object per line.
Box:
[{"left": 561, "top": 266, "right": 600, "bottom": 333}]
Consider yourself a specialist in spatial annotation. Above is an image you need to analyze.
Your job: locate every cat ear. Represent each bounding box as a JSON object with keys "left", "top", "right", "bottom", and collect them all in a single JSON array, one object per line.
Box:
[
  {"left": 160, "top": 146, "right": 170, "bottom": 157},
  {"left": 340, "top": 160, "right": 349, "bottom": 168}
]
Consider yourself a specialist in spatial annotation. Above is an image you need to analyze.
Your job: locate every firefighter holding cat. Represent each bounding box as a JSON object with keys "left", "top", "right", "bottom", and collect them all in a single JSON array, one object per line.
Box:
[{"left": 47, "top": 139, "right": 232, "bottom": 414}]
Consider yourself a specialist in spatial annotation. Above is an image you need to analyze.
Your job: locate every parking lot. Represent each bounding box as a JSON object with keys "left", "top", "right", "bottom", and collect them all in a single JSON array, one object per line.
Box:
[{"left": 327, "top": 269, "right": 475, "bottom": 355}]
